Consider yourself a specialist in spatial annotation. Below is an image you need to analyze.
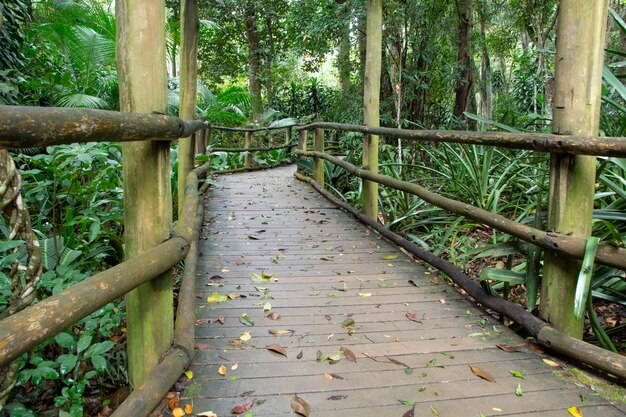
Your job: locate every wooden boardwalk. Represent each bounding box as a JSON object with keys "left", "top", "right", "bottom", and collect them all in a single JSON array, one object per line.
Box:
[{"left": 185, "top": 165, "right": 625, "bottom": 416}]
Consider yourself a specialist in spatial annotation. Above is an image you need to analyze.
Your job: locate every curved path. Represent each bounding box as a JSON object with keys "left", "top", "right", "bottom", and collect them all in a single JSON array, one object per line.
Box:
[{"left": 184, "top": 165, "right": 625, "bottom": 416}]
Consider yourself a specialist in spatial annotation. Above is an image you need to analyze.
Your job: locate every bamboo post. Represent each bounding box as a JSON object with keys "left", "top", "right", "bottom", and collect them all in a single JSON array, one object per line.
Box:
[
  {"left": 116, "top": 0, "right": 173, "bottom": 387},
  {"left": 285, "top": 125, "right": 292, "bottom": 145},
  {"left": 245, "top": 131, "right": 254, "bottom": 168},
  {"left": 313, "top": 126, "right": 325, "bottom": 188},
  {"left": 540, "top": 0, "right": 609, "bottom": 338},
  {"left": 177, "top": 0, "right": 199, "bottom": 216},
  {"left": 297, "top": 129, "right": 307, "bottom": 175},
  {"left": 362, "top": 0, "right": 382, "bottom": 220}
]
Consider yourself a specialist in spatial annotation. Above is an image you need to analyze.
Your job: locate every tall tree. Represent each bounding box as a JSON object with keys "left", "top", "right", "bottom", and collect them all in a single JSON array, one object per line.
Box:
[
  {"left": 245, "top": 1, "right": 263, "bottom": 122},
  {"left": 453, "top": 0, "right": 473, "bottom": 122}
]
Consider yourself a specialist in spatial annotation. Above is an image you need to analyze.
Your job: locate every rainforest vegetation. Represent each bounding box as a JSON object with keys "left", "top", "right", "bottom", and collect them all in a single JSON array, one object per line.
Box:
[{"left": 0, "top": 0, "right": 625, "bottom": 415}]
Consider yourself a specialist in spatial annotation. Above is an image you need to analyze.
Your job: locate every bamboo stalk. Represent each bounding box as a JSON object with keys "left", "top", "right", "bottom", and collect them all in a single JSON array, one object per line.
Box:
[
  {"left": 313, "top": 126, "right": 325, "bottom": 187},
  {"left": 295, "top": 122, "right": 626, "bottom": 157},
  {"left": 296, "top": 174, "right": 626, "bottom": 380},
  {"left": 0, "top": 106, "right": 207, "bottom": 148},
  {"left": 244, "top": 131, "right": 254, "bottom": 168},
  {"left": 296, "top": 149, "right": 626, "bottom": 270}
]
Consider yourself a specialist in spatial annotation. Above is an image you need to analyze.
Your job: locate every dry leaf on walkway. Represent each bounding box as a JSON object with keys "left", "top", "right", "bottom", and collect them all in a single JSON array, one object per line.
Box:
[
  {"left": 297, "top": 350, "right": 303, "bottom": 359},
  {"left": 266, "top": 312, "right": 281, "bottom": 320},
  {"left": 324, "top": 372, "right": 334, "bottom": 380},
  {"left": 340, "top": 347, "right": 357, "bottom": 363},
  {"left": 408, "top": 279, "right": 418, "bottom": 287},
  {"left": 403, "top": 406, "right": 415, "bottom": 417},
  {"left": 269, "top": 329, "right": 294, "bottom": 335},
  {"left": 235, "top": 258, "right": 245, "bottom": 265},
  {"left": 184, "top": 404, "right": 193, "bottom": 414},
  {"left": 217, "top": 364, "right": 227, "bottom": 376},
  {"left": 496, "top": 343, "right": 520, "bottom": 352},
  {"left": 291, "top": 394, "right": 311, "bottom": 417},
  {"left": 543, "top": 358, "right": 561, "bottom": 367},
  {"left": 196, "top": 412, "right": 217, "bottom": 417},
  {"left": 172, "top": 407, "right": 184, "bottom": 417},
  {"left": 568, "top": 406, "right": 583, "bottom": 417},
  {"left": 231, "top": 400, "right": 254, "bottom": 414},
  {"left": 406, "top": 311, "right": 422, "bottom": 323},
  {"left": 217, "top": 316, "right": 225, "bottom": 324},
  {"left": 469, "top": 365, "right": 495, "bottom": 382},
  {"left": 240, "top": 332, "right": 252, "bottom": 342},
  {"left": 266, "top": 344, "right": 287, "bottom": 357}
]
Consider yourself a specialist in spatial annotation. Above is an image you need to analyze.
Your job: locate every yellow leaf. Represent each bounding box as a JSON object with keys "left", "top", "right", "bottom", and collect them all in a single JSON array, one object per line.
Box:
[
  {"left": 228, "top": 292, "right": 239, "bottom": 300},
  {"left": 324, "top": 372, "right": 334, "bottom": 380},
  {"left": 358, "top": 293, "right": 372, "bottom": 297},
  {"left": 197, "top": 412, "right": 218, "bottom": 417},
  {"left": 231, "top": 363, "right": 239, "bottom": 370},
  {"left": 543, "top": 358, "right": 561, "bottom": 367},
  {"left": 172, "top": 407, "right": 185, "bottom": 417},
  {"left": 218, "top": 364, "right": 227, "bottom": 376},
  {"left": 568, "top": 406, "right": 583, "bottom": 417},
  {"left": 207, "top": 291, "right": 228, "bottom": 303},
  {"left": 240, "top": 332, "right": 252, "bottom": 342},
  {"left": 184, "top": 370, "right": 193, "bottom": 380},
  {"left": 382, "top": 255, "right": 398, "bottom": 260},
  {"left": 263, "top": 302, "right": 272, "bottom": 311},
  {"left": 184, "top": 404, "right": 193, "bottom": 414}
]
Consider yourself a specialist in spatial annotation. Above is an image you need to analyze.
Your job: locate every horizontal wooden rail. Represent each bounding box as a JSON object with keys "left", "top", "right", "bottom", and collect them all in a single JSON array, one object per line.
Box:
[
  {"left": 0, "top": 106, "right": 207, "bottom": 148},
  {"left": 296, "top": 149, "right": 626, "bottom": 271},
  {"left": 297, "top": 122, "right": 626, "bottom": 157},
  {"left": 295, "top": 173, "right": 626, "bottom": 380},
  {"left": 0, "top": 162, "right": 210, "bottom": 367},
  {"left": 210, "top": 124, "right": 298, "bottom": 133},
  {"left": 210, "top": 143, "right": 295, "bottom": 152}
]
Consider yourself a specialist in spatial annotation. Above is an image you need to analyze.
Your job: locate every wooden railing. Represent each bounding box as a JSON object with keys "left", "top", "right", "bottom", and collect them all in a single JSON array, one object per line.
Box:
[
  {"left": 0, "top": 106, "right": 303, "bottom": 415},
  {"left": 295, "top": 122, "right": 626, "bottom": 379}
]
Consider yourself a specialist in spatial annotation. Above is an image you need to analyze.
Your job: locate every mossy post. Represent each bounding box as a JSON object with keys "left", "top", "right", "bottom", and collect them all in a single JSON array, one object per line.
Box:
[
  {"left": 116, "top": 0, "right": 173, "bottom": 387},
  {"left": 285, "top": 126, "right": 292, "bottom": 145},
  {"left": 540, "top": 0, "right": 609, "bottom": 338},
  {"left": 245, "top": 131, "right": 254, "bottom": 168},
  {"left": 313, "top": 126, "right": 324, "bottom": 187},
  {"left": 362, "top": 0, "right": 382, "bottom": 220},
  {"left": 177, "top": 0, "right": 199, "bottom": 215},
  {"left": 297, "top": 129, "right": 307, "bottom": 175}
]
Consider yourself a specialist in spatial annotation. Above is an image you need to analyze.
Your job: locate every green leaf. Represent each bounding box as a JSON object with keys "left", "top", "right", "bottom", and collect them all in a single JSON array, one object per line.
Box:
[
  {"left": 400, "top": 400, "right": 416, "bottom": 406},
  {"left": 77, "top": 334, "right": 92, "bottom": 354},
  {"left": 55, "top": 333, "right": 76, "bottom": 350},
  {"left": 426, "top": 358, "right": 437, "bottom": 366},
  {"left": 239, "top": 315, "right": 254, "bottom": 326},
  {"left": 574, "top": 237, "right": 600, "bottom": 319},
  {"left": 2, "top": 402, "right": 37, "bottom": 417},
  {"left": 91, "top": 340, "right": 114, "bottom": 356},
  {"left": 509, "top": 369, "right": 525, "bottom": 379},
  {"left": 58, "top": 354, "right": 78, "bottom": 375},
  {"left": 207, "top": 291, "right": 228, "bottom": 303},
  {"left": 0, "top": 240, "right": 25, "bottom": 252},
  {"left": 88, "top": 221, "right": 101, "bottom": 243},
  {"left": 515, "top": 383, "right": 523, "bottom": 396},
  {"left": 480, "top": 268, "right": 525, "bottom": 285},
  {"left": 37, "top": 366, "right": 60, "bottom": 380},
  {"left": 91, "top": 354, "right": 107, "bottom": 372},
  {"left": 404, "top": 367, "right": 414, "bottom": 375}
]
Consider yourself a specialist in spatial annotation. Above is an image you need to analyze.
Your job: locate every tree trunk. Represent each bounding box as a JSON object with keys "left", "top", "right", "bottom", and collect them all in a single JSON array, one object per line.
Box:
[
  {"left": 477, "top": 0, "right": 492, "bottom": 124},
  {"left": 177, "top": 0, "right": 198, "bottom": 215},
  {"left": 116, "top": 0, "right": 173, "bottom": 387},
  {"left": 540, "top": 0, "right": 609, "bottom": 339},
  {"left": 264, "top": 14, "right": 274, "bottom": 109},
  {"left": 453, "top": 0, "right": 473, "bottom": 122},
  {"left": 358, "top": 15, "right": 367, "bottom": 90},
  {"left": 362, "top": 0, "right": 382, "bottom": 220},
  {"left": 245, "top": 2, "right": 263, "bottom": 122},
  {"left": 338, "top": 17, "right": 352, "bottom": 94}
]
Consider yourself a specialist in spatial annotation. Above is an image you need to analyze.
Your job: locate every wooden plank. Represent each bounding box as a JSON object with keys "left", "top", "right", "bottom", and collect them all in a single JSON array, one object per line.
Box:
[{"left": 185, "top": 165, "right": 621, "bottom": 417}]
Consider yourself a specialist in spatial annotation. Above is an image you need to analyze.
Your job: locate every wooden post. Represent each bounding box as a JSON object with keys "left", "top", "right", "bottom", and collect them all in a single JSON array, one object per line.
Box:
[
  {"left": 362, "top": 0, "right": 382, "bottom": 220},
  {"left": 116, "top": 0, "right": 173, "bottom": 387},
  {"left": 285, "top": 126, "right": 292, "bottom": 145},
  {"left": 297, "top": 129, "right": 307, "bottom": 175},
  {"left": 539, "top": 0, "right": 609, "bottom": 338},
  {"left": 194, "top": 129, "right": 204, "bottom": 155},
  {"left": 313, "top": 126, "right": 325, "bottom": 188},
  {"left": 206, "top": 126, "right": 212, "bottom": 149},
  {"left": 245, "top": 131, "right": 254, "bottom": 168},
  {"left": 177, "top": 0, "right": 199, "bottom": 216}
]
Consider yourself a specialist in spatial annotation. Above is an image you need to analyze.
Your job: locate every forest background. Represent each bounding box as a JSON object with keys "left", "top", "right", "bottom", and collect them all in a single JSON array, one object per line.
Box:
[{"left": 0, "top": 0, "right": 625, "bottom": 416}]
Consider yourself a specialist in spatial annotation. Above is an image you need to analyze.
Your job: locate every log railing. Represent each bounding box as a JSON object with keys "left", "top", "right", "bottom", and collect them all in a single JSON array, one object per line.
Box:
[{"left": 295, "top": 122, "right": 626, "bottom": 379}]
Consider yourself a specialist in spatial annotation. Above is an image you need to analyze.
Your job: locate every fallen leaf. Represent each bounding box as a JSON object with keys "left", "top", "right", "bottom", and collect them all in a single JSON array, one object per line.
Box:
[
  {"left": 297, "top": 350, "right": 303, "bottom": 359},
  {"left": 408, "top": 280, "right": 418, "bottom": 287},
  {"left": 324, "top": 315, "right": 332, "bottom": 321},
  {"left": 240, "top": 314, "right": 254, "bottom": 326},
  {"left": 568, "top": 406, "right": 583, "bottom": 417},
  {"left": 240, "top": 332, "right": 252, "bottom": 342},
  {"left": 268, "top": 329, "right": 294, "bottom": 335},
  {"left": 329, "top": 373, "right": 344, "bottom": 379},
  {"left": 248, "top": 235, "right": 259, "bottom": 240},
  {"left": 439, "top": 298, "right": 446, "bottom": 304},
  {"left": 358, "top": 292, "right": 372, "bottom": 297},
  {"left": 324, "top": 373, "right": 334, "bottom": 380},
  {"left": 403, "top": 407, "right": 415, "bottom": 417},
  {"left": 235, "top": 258, "right": 245, "bottom": 265},
  {"left": 184, "top": 370, "right": 193, "bottom": 380},
  {"left": 382, "top": 255, "right": 398, "bottom": 260},
  {"left": 228, "top": 293, "right": 239, "bottom": 300},
  {"left": 263, "top": 302, "right": 272, "bottom": 312},
  {"left": 543, "top": 358, "right": 561, "bottom": 367},
  {"left": 406, "top": 311, "right": 422, "bottom": 323},
  {"left": 167, "top": 398, "right": 179, "bottom": 410},
  {"left": 196, "top": 412, "right": 217, "bottom": 417},
  {"left": 172, "top": 407, "right": 184, "bottom": 417},
  {"left": 206, "top": 292, "right": 228, "bottom": 303},
  {"left": 184, "top": 404, "right": 193, "bottom": 414},
  {"left": 340, "top": 347, "right": 357, "bottom": 363},
  {"left": 218, "top": 364, "right": 227, "bottom": 376},
  {"left": 388, "top": 357, "right": 410, "bottom": 368},
  {"left": 527, "top": 342, "right": 545, "bottom": 353},
  {"left": 231, "top": 400, "right": 254, "bottom": 414},
  {"left": 266, "top": 344, "right": 287, "bottom": 357},
  {"left": 327, "top": 395, "right": 348, "bottom": 400},
  {"left": 496, "top": 343, "right": 520, "bottom": 352},
  {"left": 291, "top": 394, "right": 311, "bottom": 417},
  {"left": 509, "top": 369, "right": 525, "bottom": 379},
  {"left": 217, "top": 316, "right": 225, "bottom": 324},
  {"left": 515, "top": 383, "right": 523, "bottom": 396},
  {"left": 469, "top": 365, "right": 496, "bottom": 382},
  {"left": 266, "top": 312, "right": 281, "bottom": 320},
  {"left": 431, "top": 406, "right": 440, "bottom": 416}
]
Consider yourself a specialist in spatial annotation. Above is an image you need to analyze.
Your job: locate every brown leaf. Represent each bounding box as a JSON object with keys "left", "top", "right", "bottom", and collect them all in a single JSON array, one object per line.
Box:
[
  {"left": 408, "top": 279, "right": 419, "bottom": 287},
  {"left": 228, "top": 292, "right": 239, "bottom": 300},
  {"left": 388, "top": 357, "right": 410, "bottom": 368},
  {"left": 323, "top": 372, "right": 334, "bottom": 380},
  {"left": 248, "top": 235, "right": 259, "bottom": 240},
  {"left": 496, "top": 343, "right": 520, "bottom": 353},
  {"left": 266, "top": 344, "right": 287, "bottom": 357},
  {"left": 235, "top": 258, "right": 246, "bottom": 265},
  {"left": 297, "top": 350, "right": 303, "bottom": 359},
  {"left": 217, "top": 316, "right": 225, "bottom": 325},
  {"left": 469, "top": 365, "right": 496, "bottom": 382},
  {"left": 329, "top": 373, "right": 344, "bottom": 379},
  {"left": 231, "top": 400, "right": 254, "bottom": 414},
  {"left": 340, "top": 347, "right": 357, "bottom": 363},
  {"left": 327, "top": 395, "right": 348, "bottom": 400},
  {"left": 324, "top": 315, "right": 332, "bottom": 321},
  {"left": 266, "top": 312, "right": 281, "bottom": 320},
  {"left": 527, "top": 342, "right": 545, "bottom": 353},
  {"left": 403, "top": 406, "right": 415, "bottom": 417},
  {"left": 291, "top": 394, "right": 311, "bottom": 417},
  {"left": 167, "top": 398, "right": 179, "bottom": 410},
  {"left": 406, "top": 311, "right": 422, "bottom": 323},
  {"left": 217, "top": 364, "right": 227, "bottom": 376}
]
